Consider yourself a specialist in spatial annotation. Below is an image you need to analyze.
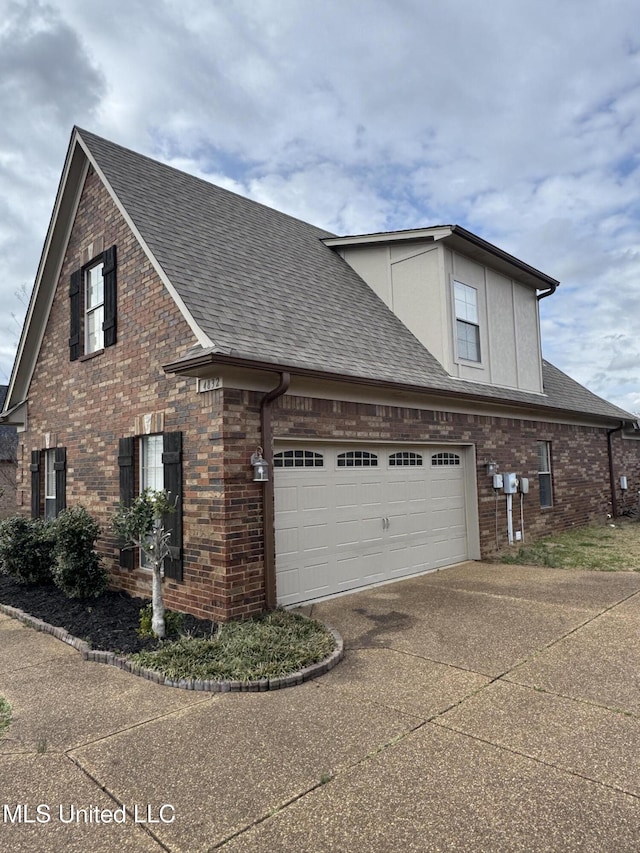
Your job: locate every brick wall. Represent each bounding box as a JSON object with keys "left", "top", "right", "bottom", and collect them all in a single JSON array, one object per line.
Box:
[
  {"left": 19, "top": 167, "right": 267, "bottom": 622},
  {"left": 0, "top": 461, "right": 17, "bottom": 519}
]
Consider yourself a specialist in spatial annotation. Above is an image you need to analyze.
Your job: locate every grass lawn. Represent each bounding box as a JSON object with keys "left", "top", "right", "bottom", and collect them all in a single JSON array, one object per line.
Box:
[
  {"left": 498, "top": 520, "right": 640, "bottom": 571},
  {"left": 131, "top": 608, "right": 337, "bottom": 682}
]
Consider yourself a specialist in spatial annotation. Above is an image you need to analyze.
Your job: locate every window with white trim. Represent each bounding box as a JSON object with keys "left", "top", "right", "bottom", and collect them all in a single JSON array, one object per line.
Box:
[
  {"left": 337, "top": 450, "right": 378, "bottom": 467},
  {"left": 139, "top": 435, "right": 164, "bottom": 568},
  {"left": 44, "top": 450, "right": 57, "bottom": 521},
  {"left": 389, "top": 451, "right": 423, "bottom": 466},
  {"left": 454, "top": 281, "right": 480, "bottom": 362},
  {"left": 85, "top": 261, "right": 105, "bottom": 353},
  {"left": 140, "top": 434, "right": 164, "bottom": 492},
  {"left": 274, "top": 450, "right": 324, "bottom": 468},
  {"left": 537, "top": 441, "right": 553, "bottom": 507}
]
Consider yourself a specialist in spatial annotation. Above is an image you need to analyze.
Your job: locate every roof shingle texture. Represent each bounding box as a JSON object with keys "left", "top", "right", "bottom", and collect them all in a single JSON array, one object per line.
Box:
[{"left": 78, "top": 130, "right": 632, "bottom": 423}]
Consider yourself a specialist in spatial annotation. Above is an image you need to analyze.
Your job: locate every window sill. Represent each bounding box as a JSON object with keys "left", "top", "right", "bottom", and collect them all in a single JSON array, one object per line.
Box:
[{"left": 79, "top": 348, "right": 105, "bottom": 362}]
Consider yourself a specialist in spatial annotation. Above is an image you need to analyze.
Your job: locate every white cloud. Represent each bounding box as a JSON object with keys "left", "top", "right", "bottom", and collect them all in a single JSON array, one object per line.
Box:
[{"left": 1, "top": 0, "right": 640, "bottom": 411}]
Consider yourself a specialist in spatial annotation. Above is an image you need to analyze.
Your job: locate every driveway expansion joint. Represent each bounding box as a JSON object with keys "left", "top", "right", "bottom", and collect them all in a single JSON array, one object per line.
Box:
[{"left": 431, "top": 719, "right": 640, "bottom": 802}]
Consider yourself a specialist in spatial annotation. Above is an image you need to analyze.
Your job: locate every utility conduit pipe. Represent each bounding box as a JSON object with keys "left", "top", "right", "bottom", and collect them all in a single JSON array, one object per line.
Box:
[{"left": 261, "top": 372, "right": 290, "bottom": 610}]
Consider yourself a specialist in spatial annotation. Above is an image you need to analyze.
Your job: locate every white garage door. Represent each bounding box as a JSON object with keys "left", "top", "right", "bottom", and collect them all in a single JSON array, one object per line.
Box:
[{"left": 274, "top": 444, "right": 469, "bottom": 606}]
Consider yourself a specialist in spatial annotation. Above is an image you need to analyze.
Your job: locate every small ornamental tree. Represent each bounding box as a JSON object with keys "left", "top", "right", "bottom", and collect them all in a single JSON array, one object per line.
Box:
[{"left": 112, "top": 489, "right": 175, "bottom": 639}]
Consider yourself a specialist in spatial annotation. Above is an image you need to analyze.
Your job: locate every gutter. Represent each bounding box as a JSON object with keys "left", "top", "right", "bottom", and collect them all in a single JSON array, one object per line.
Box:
[
  {"left": 260, "top": 372, "right": 290, "bottom": 610},
  {"left": 164, "top": 352, "right": 631, "bottom": 428},
  {"left": 450, "top": 225, "right": 560, "bottom": 290},
  {"left": 536, "top": 282, "right": 557, "bottom": 301},
  {"left": 607, "top": 422, "right": 624, "bottom": 518}
]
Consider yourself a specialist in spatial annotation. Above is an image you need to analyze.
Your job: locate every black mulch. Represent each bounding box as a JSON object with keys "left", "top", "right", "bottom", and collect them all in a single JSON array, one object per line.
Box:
[{"left": 0, "top": 574, "right": 216, "bottom": 654}]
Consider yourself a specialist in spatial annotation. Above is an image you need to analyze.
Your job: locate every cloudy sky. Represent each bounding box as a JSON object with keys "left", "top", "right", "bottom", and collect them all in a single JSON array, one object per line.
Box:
[{"left": 2, "top": 0, "right": 640, "bottom": 411}]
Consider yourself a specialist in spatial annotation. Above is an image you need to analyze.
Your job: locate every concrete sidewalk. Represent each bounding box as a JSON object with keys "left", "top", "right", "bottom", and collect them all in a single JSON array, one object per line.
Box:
[{"left": 1, "top": 562, "right": 640, "bottom": 852}]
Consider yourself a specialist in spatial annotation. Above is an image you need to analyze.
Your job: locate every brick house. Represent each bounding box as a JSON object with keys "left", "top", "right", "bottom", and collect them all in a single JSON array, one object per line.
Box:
[{"left": 2, "top": 128, "right": 638, "bottom": 621}]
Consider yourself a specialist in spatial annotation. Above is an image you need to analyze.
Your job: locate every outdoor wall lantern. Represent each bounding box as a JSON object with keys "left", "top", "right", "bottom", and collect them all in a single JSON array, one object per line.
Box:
[
  {"left": 485, "top": 461, "right": 498, "bottom": 476},
  {"left": 251, "top": 447, "right": 269, "bottom": 482}
]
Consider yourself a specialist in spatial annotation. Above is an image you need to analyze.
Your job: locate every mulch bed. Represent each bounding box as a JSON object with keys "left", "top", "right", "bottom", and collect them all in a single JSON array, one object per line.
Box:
[{"left": 0, "top": 574, "right": 215, "bottom": 654}]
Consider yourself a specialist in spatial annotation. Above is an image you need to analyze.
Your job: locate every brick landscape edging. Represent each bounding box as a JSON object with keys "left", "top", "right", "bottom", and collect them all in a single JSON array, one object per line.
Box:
[{"left": 0, "top": 601, "right": 344, "bottom": 691}]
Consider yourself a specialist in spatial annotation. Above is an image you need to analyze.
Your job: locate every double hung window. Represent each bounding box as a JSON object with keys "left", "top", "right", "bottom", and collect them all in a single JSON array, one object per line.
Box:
[
  {"left": 454, "top": 281, "right": 481, "bottom": 362},
  {"left": 537, "top": 441, "right": 553, "bottom": 507},
  {"left": 44, "top": 450, "right": 57, "bottom": 520},
  {"left": 85, "top": 261, "right": 105, "bottom": 353},
  {"left": 139, "top": 435, "right": 165, "bottom": 570}
]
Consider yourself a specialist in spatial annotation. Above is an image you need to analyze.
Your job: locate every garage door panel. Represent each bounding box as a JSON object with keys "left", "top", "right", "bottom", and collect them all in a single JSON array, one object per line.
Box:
[
  {"left": 300, "top": 483, "right": 330, "bottom": 510},
  {"left": 275, "top": 444, "right": 470, "bottom": 605},
  {"left": 334, "top": 482, "right": 358, "bottom": 508},
  {"left": 337, "top": 552, "right": 384, "bottom": 587}
]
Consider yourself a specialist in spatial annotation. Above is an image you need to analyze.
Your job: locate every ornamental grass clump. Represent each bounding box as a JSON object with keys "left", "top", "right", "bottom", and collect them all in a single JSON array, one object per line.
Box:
[{"left": 131, "top": 609, "right": 336, "bottom": 682}]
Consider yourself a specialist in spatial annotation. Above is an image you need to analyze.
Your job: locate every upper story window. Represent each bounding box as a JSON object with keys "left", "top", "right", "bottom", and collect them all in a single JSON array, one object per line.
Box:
[
  {"left": 454, "top": 281, "right": 481, "bottom": 362},
  {"left": 85, "top": 262, "right": 104, "bottom": 353},
  {"left": 537, "top": 441, "right": 553, "bottom": 508},
  {"left": 69, "top": 245, "right": 117, "bottom": 361}
]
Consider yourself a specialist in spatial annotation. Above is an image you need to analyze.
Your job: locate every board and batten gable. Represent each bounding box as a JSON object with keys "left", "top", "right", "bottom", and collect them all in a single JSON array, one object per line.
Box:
[{"left": 337, "top": 240, "right": 544, "bottom": 394}]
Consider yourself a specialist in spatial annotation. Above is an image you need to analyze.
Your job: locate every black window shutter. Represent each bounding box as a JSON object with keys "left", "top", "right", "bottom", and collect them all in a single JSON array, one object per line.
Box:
[
  {"left": 162, "top": 431, "right": 183, "bottom": 581},
  {"left": 118, "top": 436, "right": 135, "bottom": 569},
  {"left": 54, "top": 447, "right": 67, "bottom": 516},
  {"left": 30, "top": 450, "right": 41, "bottom": 519},
  {"left": 69, "top": 269, "right": 82, "bottom": 361},
  {"left": 102, "top": 245, "right": 117, "bottom": 348}
]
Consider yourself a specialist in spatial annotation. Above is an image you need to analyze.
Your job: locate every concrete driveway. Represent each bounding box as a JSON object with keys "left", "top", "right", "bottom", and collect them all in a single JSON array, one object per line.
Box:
[{"left": 1, "top": 561, "right": 640, "bottom": 852}]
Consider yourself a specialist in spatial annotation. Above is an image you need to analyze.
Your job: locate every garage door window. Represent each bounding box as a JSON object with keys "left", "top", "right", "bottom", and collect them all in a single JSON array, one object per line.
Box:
[
  {"left": 337, "top": 451, "right": 378, "bottom": 467},
  {"left": 389, "top": 451, "right": 423, "bottom": 466},
  {"left": 431, "top": 452, "right": 461, "bottom": 466},
  {"left": 274, "top": 450, "right": 324, "bottom": 468}
]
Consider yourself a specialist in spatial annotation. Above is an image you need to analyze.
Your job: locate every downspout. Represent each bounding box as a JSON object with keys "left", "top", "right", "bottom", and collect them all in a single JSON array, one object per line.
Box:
[
  {"left": 536, "top": 283, "right": 557, "bottom": 301},
  {"left": 607, "top": 422, "right": 624, "bottom": 518},
  {"left": 260, "top": 372, "right": 290, "bottom": 610}
]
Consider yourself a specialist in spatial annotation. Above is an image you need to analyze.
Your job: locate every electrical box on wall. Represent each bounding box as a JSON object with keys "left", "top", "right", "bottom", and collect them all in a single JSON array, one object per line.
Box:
[
  {"left": 493, "top": 473, "right": 503, "bottom": 490},
  {"left": 503, "top": 473, "right": 518, "bottom": 494},
  {"left": 620, "top": 476, "right": 628, "bottom": 491},
  {"left": 519, "top": 477, "right": 529, "bottom": 494}
]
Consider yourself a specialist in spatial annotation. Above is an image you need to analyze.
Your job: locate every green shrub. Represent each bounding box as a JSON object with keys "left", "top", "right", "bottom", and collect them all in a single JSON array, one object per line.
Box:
[
  {"left": 0, "top": 516, "right": 56, "bottom": 584},
  {"left": 138, "top": 603, "right": 184, "bottom": 639},
  {"left": 53, "top": 506, "right": 108, "bottom": 599}
]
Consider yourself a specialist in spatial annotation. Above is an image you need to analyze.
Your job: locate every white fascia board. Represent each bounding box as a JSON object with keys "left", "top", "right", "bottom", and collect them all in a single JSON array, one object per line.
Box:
[
  {"left": 76, "top": 134, "right": 213, "bottom": 350},
  {"left": 323, "top": 227, "right": 452, "bottom": 248}
]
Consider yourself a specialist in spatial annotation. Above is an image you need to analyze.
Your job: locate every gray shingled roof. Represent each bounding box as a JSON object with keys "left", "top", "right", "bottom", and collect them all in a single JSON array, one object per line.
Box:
[{"left": 78, "top": 130, "right": 633, "bottom": 424}]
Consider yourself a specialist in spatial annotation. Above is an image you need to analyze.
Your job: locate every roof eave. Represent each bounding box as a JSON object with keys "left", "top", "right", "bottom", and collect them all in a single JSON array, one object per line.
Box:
[
  {"left": 163, "top": 351, "right": 629, "bottom": 427},
  {"left": 323, "top": 224, "right": 559, "bottom": 291}
]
